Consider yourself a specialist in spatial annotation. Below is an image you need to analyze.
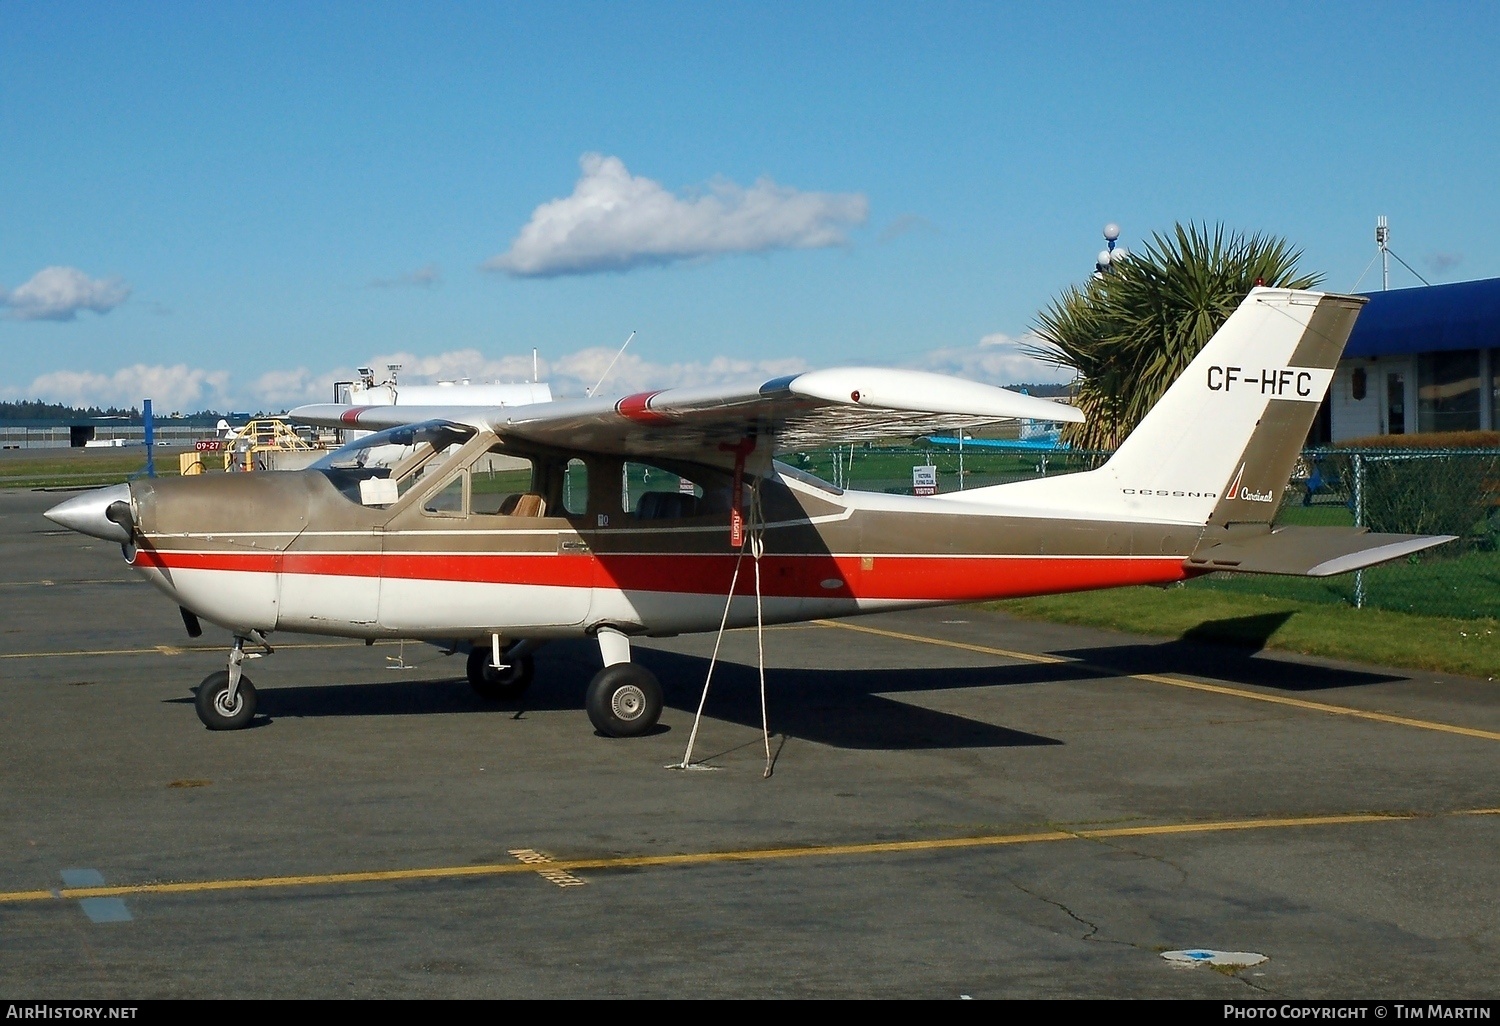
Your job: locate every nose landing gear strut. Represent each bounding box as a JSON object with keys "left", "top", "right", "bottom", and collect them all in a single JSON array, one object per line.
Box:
[{"left": 195, "top": 632, "right": 273, "bottom": 730}]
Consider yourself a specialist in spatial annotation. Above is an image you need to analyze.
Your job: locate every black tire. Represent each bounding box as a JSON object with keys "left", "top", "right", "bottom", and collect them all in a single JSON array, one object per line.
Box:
[
  {"left": 467, "top": 645, "right": 534, "bottom": 700},
  {"left": 585, "top": 664, "right": 663, "bottom": 738},
  {"left": 195, "top": 670, "right": 258, "bottom": 730}
]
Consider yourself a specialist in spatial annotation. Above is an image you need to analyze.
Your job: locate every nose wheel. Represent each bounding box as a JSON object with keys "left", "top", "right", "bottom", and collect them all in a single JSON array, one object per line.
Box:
[
  {"left": 195, "top": 670, "right": 258, "bottom": 730},
  {"left": 194, "top": 633, "right": 269, "bottom": 730}
]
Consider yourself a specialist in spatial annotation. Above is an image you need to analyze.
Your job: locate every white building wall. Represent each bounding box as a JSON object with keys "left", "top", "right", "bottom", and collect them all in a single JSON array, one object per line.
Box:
[
  {"left": 1330, "top": 360, "right": 1382, "bottom": 442},
  {"left": 1329, "top": 356, "right": 1418, "bottom": 443}
]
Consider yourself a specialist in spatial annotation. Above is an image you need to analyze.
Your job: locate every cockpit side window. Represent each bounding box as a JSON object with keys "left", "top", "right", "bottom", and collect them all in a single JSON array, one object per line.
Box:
[{"left": 421, "top": 472, "right": 467, "bottom": 517}]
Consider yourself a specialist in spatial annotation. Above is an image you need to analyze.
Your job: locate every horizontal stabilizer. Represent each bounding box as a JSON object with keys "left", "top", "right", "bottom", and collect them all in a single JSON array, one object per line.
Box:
[{"left": 1186, "top": 526, "right": 1456, "bottom": 578}]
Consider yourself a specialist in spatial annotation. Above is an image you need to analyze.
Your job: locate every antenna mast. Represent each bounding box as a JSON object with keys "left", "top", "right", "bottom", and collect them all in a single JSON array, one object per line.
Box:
[
  {"left": 587, "top": 331, "right": 636, "bottom": 398},
  {"left": 1377, "top": 215, "right": 1389, "bottom": 291}
]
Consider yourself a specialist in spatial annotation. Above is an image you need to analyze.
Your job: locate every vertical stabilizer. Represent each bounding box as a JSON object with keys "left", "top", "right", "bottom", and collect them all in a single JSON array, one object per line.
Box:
[{"left": 974, "top": 288, "right": 1367, "bottom": 525}]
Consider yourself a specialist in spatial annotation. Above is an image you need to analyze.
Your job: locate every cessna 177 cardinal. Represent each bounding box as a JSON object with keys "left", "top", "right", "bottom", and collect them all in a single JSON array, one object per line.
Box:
[{"left": 45, "top": 288, "right": 1453, "bottom": 737}]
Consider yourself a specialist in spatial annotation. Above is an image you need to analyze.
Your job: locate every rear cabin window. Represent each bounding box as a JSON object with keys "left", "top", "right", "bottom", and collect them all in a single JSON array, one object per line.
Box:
[
  {"left": 563, "top": 458, "right": 589, "bottom": 515},
  {"left": 622, "top": 461, "right": 724, "bottom": 521}
]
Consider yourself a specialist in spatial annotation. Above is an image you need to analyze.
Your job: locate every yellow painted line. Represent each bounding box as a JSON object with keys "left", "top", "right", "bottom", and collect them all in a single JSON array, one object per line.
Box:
[
  {"left": 509, "top": 848, "right": 587, "bottom": 888},
  {"left": 818, "top": 619, "right": 1500, "bottom": 743},
  {"left": 0, "top": 640, "right": 396, "bottom": 660},
  {"left": 0, "top": 808, "right": 1476, "bottom": 907},
  {"left": 819, "top": 620, "right": 1074, "bottom": 666}
]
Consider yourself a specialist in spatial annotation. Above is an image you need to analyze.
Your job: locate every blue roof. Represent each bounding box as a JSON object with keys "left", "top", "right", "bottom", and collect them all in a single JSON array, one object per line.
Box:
[{"left": 1344, "top": 276, "right": 1500, "bottom": 358}]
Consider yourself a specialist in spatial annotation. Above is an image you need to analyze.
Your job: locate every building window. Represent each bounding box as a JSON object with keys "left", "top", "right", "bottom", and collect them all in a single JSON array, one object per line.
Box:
[
  {"left": 1491, "top": 349, "right": 1499, "bottom": 430},
  {"left": 1386, "top": 372, "right": 1405, "bottom": 435},
  {"left": 1417, "top": 350, "right": 1482, "bottom": 434}
]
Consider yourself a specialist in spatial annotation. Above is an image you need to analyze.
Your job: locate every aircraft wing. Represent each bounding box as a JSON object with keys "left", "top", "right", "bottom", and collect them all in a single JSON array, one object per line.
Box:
[{"left": 292, "top": 368, "right": 1084, "bottom": 461}]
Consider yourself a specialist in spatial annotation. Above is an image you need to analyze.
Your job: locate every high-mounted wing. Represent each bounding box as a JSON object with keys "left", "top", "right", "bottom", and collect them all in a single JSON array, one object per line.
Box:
[{"left": 292, "top": 367, "right": 1083, "bottom": 463}]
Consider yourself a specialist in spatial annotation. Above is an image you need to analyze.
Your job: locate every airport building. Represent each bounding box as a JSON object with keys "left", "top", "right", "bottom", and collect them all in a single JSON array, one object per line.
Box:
[
  {"left": 0, "top": 414, "right": 232, "bottom": 450},
  {"left": 1321, "top": 276, "right": 1500, "bottom": 443}
]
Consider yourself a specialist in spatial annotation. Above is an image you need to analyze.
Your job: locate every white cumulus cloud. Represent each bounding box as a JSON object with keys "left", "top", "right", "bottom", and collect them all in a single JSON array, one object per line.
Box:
[
  {"left": 916, "top": 331, "right": 1076, "bottom": 387},
  {"left": 14, "top": 365, "right": 231, "bottom": 411},
  {"left": 3, "top": 335, "right": 1069, "bottom": 416},
  {"left": 359, "top": 347, "right": 810, "bottom": 400},
  {"left": 2, "top": 266, "right": 131, "bottom": 321},
  {"left": 487, "top": 154, "right": 869, "bottom": 277}
]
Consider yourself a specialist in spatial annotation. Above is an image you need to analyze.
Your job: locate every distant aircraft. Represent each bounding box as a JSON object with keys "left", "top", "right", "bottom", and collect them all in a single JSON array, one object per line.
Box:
[
  {"left": 46, "top": 289, "right": 1452, "bottom": 738},
  {"left": 921, "top": 432, "right": 1065, "bottom": 453},
  {"left": 331, "top": 365, "right": 554, "bottom": 462},
  {"left": 337, "top": 364, "right": 552, "bottom": 418}
]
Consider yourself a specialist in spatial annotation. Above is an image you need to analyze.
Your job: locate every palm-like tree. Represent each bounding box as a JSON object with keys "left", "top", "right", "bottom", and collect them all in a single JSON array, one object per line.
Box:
[{"left": 1029, "top": 223, "right": 1323, "bottom": 450}]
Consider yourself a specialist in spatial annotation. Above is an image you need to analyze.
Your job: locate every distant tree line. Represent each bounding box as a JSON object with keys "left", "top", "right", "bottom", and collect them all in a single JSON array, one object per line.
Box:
[
  {"left": 0, "top": 400, "right": 141, "bottom": 420},
  {"left": 0, "top": 401, "right": 239, "bottom": 422}
]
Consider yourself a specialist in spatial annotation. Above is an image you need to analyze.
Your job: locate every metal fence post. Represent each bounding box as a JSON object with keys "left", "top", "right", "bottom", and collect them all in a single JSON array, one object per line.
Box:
[{"left": 1352, "top": 453, "right": 1365, "bottom": 609}]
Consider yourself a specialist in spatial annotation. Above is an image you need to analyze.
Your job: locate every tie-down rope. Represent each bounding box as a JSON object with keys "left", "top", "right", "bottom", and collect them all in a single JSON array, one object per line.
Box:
[{"left": 670, "top": 480, "right": 773, "bottom": 777}]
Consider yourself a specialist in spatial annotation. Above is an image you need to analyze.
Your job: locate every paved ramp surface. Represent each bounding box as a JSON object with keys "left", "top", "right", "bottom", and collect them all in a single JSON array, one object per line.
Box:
[{"left": 1, "top": 489, "right": 1496, "bottom": 998}]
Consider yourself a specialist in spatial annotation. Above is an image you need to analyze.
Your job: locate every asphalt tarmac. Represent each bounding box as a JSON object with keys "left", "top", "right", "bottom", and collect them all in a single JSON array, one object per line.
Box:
[{"left": 1, "top": 488, "right": 1496, "bottom": 999}]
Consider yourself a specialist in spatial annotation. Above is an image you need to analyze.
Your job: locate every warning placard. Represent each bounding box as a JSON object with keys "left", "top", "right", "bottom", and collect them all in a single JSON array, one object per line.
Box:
[{"left": 912, "top": 465, "right": 938, "bottom": 496}]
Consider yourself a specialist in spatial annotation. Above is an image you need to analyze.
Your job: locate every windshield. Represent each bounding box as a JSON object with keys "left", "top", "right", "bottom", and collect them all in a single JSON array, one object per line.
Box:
[
  {"left": 310, "top": 421, "right": 474, "bottom": 506},
  {"left": 310, "top": 421, "right": 473, "bottom": 471}
]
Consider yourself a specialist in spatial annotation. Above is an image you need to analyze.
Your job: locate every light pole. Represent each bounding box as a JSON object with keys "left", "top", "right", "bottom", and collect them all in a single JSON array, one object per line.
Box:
[{"left": 1095, "top": 223, "right": 1128, "bottom": 278}]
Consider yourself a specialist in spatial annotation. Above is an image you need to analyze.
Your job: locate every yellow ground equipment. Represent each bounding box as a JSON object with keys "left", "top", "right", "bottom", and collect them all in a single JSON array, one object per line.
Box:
[{"left": 221, "top": 418, "right": 318, "bottom": 472}]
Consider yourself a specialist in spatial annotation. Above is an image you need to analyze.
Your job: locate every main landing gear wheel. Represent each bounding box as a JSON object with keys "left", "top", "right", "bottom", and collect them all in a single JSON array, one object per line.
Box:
[
  {"left": 467, "top": 646, "right": 534, "bottom": 700},
  {"left": 586, "top": 664, "right": 663, "bottom": 738},
  {"left": 195, "top": 670, "right": 258, "bottom": 730}
]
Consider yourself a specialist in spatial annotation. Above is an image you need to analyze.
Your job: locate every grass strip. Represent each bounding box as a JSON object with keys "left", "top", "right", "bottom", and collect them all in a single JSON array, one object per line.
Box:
[{"left": 989, "top": 586, "right": 1499, "bottom": 680}]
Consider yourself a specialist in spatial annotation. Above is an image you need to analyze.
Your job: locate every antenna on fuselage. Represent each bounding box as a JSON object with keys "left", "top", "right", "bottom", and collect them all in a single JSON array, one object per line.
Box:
[{"left": 586, "top": 331, "right": 636, "bottom": 398}]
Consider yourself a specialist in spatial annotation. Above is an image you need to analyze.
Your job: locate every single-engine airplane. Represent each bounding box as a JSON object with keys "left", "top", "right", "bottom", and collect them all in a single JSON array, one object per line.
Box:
[{"left": 46, "top": 288, "right": 1453, "bottom": 737}]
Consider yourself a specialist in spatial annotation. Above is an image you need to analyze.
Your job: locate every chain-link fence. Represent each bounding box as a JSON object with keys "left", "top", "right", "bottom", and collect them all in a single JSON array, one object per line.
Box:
[
  {"left": 788, "top": 444, "right": 1500, "bottom": 621},
  {"left": 784, "top": 444, "right": 1113, "bottom": 495}
]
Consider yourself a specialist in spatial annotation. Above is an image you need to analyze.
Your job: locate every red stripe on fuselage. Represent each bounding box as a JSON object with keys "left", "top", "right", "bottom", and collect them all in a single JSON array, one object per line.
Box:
[{"left": 136, "top": 547, "right": 1191, "bottom": 602}]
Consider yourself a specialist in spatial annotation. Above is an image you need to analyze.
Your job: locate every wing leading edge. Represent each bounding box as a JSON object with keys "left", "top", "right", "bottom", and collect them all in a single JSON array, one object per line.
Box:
[{"left": 292, "top": 367, "right": 1083, "bottom": 462}]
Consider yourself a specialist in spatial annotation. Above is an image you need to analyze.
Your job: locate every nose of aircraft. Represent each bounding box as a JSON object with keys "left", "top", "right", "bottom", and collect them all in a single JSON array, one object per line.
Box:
[{"left": 44, "top": 483, "right": 135, "bottom": 543}]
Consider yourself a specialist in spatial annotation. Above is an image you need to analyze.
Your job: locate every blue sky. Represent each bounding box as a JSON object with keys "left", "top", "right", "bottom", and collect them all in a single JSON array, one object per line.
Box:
[{"left": 3, "top": 2, "right": 1497, "bottom": 412}]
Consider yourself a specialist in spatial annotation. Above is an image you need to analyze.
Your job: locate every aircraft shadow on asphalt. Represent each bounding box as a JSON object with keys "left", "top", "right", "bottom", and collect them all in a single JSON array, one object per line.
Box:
[
  {"left": 166, "top": 641, "right": 1074, "bottom": 751},
  {"left": 1053, "top": 611, "right": 1407, "bottom": 692},
  {"left": 164, "top": 616, "right": 1406, "bottom": 744}
]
